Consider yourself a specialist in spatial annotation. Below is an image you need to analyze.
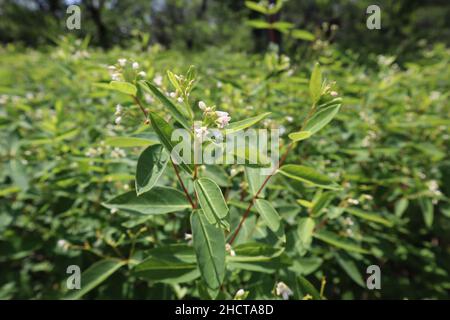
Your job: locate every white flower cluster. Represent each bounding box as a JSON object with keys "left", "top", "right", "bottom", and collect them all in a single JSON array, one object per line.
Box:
[
  {"left": 193, "top": 101, "right": 232, "bottom": 142},
  {"left": 427, "top": 180, "right": 442, "bottom": 197},
  {"left": 114, "top": 104, "right": 123, "bottom": 125},
  {"left": 110, "top": 147, "right": 126, "bottom": 158},
  {"left": 275, "top": 282, "right": 293, "bottom": 300},
  {"left": 107, "top": 58, "right": 146, "bottom": 82}
]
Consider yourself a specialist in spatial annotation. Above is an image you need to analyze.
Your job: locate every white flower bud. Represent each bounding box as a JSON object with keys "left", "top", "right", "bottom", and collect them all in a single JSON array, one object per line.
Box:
[
  {"left": 198, "top": 101, "right": 207, "bottom": 110},
  {"left": 115, "top": 104, "right": 123, "bottom": 115},
  {"left": 276, "top": 282, "right": 293, "bottom": 300},
  {"left": 118, "top": 58, "right": 127, "bottom": 66},
  {"left": 132, "top": 62, "right": 139, "bottom": 69}
]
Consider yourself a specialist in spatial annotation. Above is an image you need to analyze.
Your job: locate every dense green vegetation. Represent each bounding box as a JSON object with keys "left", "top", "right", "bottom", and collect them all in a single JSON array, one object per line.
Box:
[{"left": 0, "top": 0, "right": 449, "bottom": 300}]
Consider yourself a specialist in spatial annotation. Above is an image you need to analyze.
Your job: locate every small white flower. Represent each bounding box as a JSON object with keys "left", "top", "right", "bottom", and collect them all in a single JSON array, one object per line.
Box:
[
  {"left": 217, "top": 81, "right": 223, "bottom": 88},
  {"left": 138, "top": 71, "right": 147, "bottom": 77},
  {"left": 115, "top": 104, "right": 123, "bottom": 115},
  {"left": 275, "top": 282, "right": 293, "bottom": 300},
  {"left": 198, "top": 101, "right": 207, "bottom": 111},
  {"left": 177, "top": 97, "right": 184, "bottom": 103},
  {"left": 169, "top": 92, "right": 177, "bottom": 98},
  {"left": 108, "top": 65, "right": 116, "bottom": 72},
  {"left": 194, "top": 125, "right": 209, "bottom": 142},
  {"left": 234, "top": 289, "right": 247, "bottom": 299},
  {"left": 57, "top": 239, "right": 69, "bottom": 251},
  {"left": 236, "top": 289, "right": 245, "bottom": 297},
  {"left": 345, "top": 217, "right": 354, "bottom": 226},
  {"left": 85, "top": 147, "right": 98, "bottom": 157},
  {"left": 216, "top": 111, "right": 231, "bottom": 128},
  {"left": 118, "top": 58, "right": 127, "bottom": 66},
  {"left": 225, "top": 243, "right": 236, "bottom": 257},
  {"left": 286, "top": 116, "right": 294, "bottom": 123},
  {"left": 184, "top": 233, "right": 193, "bottom": 241},
  {"left": 115, "top": 116, "right": 122, "bottom": 125},
  {"left": 347, "top": 198, "right": 359, "bottom": 205},
  {"left": 111, "top": 73, "right": 121, "bottom": 81},
  {"left": 153, "top": 74, "right": 163, "bottom": 86},
  {"left": 144, "top": 93, "right": 154, "bottom": 104},
  {"left": 110, "top": 208, "right": 118, "bottom": 214},
  {"left": 132, "top": 62, "right": 139, "bottom": 69},
  {"left": 330, "top": 91, "right": 338, "bottom": 97},
  {"left": 111, "top": 147, "right": 126, "bottom": 158}
]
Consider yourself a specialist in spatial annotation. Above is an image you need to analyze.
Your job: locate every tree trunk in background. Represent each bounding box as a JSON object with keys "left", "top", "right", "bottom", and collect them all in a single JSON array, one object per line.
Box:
[
  {"left": 268, "top": 0, "right": 281, "bottom": 48},
  {"left": 197, "top": 0, "right": 208, "bottom": 19},
  {"left": 84, "top": 0, "right": 109, "bottom": 48}
]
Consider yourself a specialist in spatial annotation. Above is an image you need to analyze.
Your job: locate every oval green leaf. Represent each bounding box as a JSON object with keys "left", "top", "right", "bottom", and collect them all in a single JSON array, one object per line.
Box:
[
  {"left": 278, "top": 164, "right": 339, "bottom": 189},
  {"left": 64, "top": 259, "right": 126, "bottom": 300},
  {"left": 254, "top": 199, "right": 281, "bottom": 232},
  {"left": 191, "top": 210, "right": 226, "bottom": 290},
  {"left": 194, "top": 177, "right": 229, "bottom": 225},
  {"left": 135, "top": 144, "right": 169, "bottom": 195},
  {"left": 102, "top": 186, "right": 190, "bottom": 214}
]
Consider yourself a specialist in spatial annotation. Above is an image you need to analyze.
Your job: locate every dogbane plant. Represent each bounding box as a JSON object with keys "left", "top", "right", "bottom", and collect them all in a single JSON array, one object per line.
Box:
[{"left": 74, "top": 60, "right": 342, "bottom": 299}]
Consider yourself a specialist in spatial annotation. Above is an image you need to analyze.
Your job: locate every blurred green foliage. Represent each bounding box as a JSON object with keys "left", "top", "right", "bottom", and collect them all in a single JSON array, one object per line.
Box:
[
  {"left": 0, "top": 35, "right": 449, "bottom": 299},
  {"left": 0, "top": 0, "right": 449, "bottom": 300}
]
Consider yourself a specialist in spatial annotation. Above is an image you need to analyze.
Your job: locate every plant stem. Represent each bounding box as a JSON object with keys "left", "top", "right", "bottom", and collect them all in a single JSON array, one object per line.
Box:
[
  {"left": 228, "top": 142, "right": 293, "bottom": 245},
  {"left": 132, "top": 95, "right": 148, "bottom": 120},
  {"left": 228, "top": 103, "right": 317, "bottom": 245},
  {"left": 170, "top": 160, "right": 196, "bottom": 209}
]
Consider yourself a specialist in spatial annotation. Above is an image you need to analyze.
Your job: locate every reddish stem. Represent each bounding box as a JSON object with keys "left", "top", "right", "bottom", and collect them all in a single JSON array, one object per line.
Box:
[{"left": 170, "top": 160, "right": 196, "bottom": 209}]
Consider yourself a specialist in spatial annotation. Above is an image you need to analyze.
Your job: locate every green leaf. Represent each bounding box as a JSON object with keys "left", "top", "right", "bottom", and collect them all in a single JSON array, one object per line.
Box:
[
  {"left": 228, "top": 242, "right": 284, "bottom": 262},
  {"left": 278, "top": 164, "right": 339, "bottom": 189},
  {"left": 245, "top": 167, "right": 267, "bottom": 197},
  {"left": 104, "top": 133, "right": 159, "bottom": 148},
  {"left": 224, "top": 112, "right": 271, "bottom": 135},
  {"left": 303, "top": 102, "right": 341, "bottom": 135},
  {"left": 345, "top": 207, "right": 393, "bottom": 227},
  {"left": 245, "top": 2, "right": 268, "bottom": 14},
  {"left": 297, "top": 199, "right": 313, "bottom": 208},
  {"left": 395, "top": 198, "right": 409, "bottom": 217},
  {"left": 64, "top": 259, "right": 125, "bottom": 299},
  {"left": 191, "top": 210, "right": 226, "bottom": 290},
  {"left": 309, "top": 63, "right": 322, "bottom": 104},
  {"left": 139, "top": 80, "right": 190, "bottom": 129},
  {"left": 297, "top": 276, "right": 321, "bottom": 300},
  {"left": 108, "top": 81, "right": 137, "bottom": 96},
  {"left": 311, "top": 192, "right": 336, "bottom": 216},
  {"left": 291, "top": 29, "right": 315, "bottom": 41},
  {"left": 194, "top": 178, "right": 229, "bottom": 225},
  {"left": 167, "top": 70, "right": 183, "bottom": 94},
  {"left": 271, "top": 22, "right": 294, "bottom": 33},
  {"left": 102, "top": 187, "right": 190, "bottom": 214},
  {"left": 148, "top": 111, "right": 193, "bottom": 174},
  {"left": 288, "top": 131, "right": 312, "bottom": 142},
  {"left": 134, "top": 245, "right": 200, "bottom": 284},
  {"left": 254, "top": 199, "right": 281, "bottom": 232},
  {"left": 297, "top": 217, "right": 315, "bottom": 248},
  {"left": 419, "top": 197, "right": 433, "bottom": 228},
  {"left": 135, "top": 144, "right": 169, "bottom": 195},
  {"left": 227, "top": 243, "right": 286, "bottom": 273},
  {"left": 334, "top": 253, "right": 365, "bottom": 287},
  {"left": 314, "top": 231, "right": 369, "bottom": 254}
]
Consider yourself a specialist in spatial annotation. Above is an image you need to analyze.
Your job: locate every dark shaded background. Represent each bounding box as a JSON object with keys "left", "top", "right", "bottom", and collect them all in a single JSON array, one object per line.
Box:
[{"left": 1, "top": 0, "right": 449, "bottom": 58}]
